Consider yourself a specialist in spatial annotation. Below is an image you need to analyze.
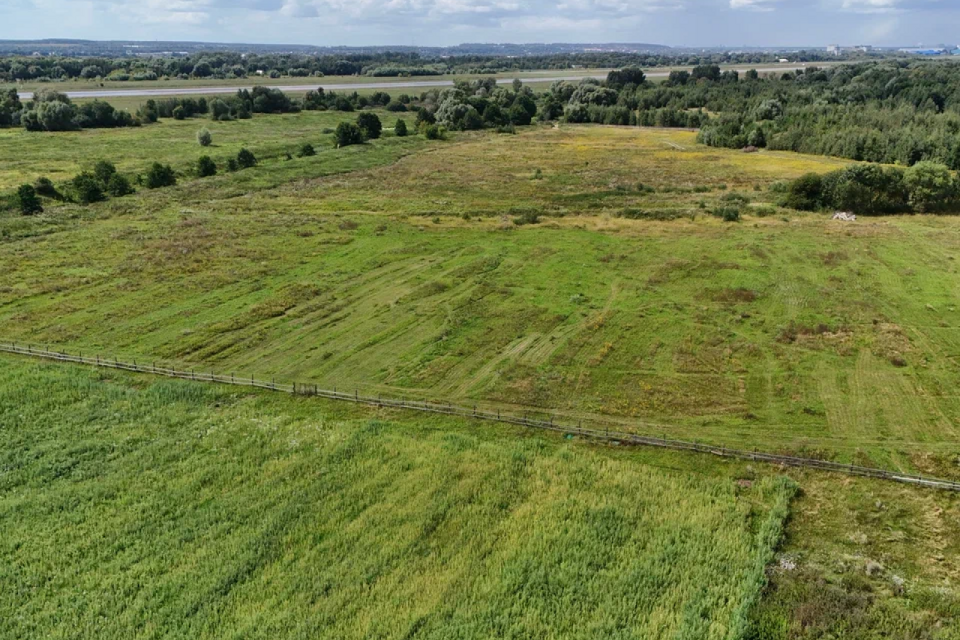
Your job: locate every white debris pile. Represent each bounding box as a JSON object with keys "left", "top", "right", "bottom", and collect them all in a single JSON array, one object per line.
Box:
[{"left": 832, "top": 211, "right": 857, "bottom": 221}]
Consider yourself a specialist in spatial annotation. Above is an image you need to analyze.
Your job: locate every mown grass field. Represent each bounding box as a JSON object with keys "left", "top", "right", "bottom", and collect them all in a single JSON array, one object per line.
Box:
[
  {"left": 2, "top": 123, "right": 959, "bottom": 472},
  {"left": 0, "top": 356, "right": 797, "bottom": 639}
]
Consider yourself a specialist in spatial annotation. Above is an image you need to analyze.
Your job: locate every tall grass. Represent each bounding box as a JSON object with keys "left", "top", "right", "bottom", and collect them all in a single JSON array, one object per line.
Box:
[{"left": 0, "top": 358, "right": 794, "bottom": 639}]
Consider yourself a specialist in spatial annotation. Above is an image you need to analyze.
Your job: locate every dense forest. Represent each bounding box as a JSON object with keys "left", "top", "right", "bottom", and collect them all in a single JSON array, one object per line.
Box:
[
  {"left": 691, "top": 61, "right": 960, "bottom": 167},
  {"left": 0, "top": 49, "right": 855, "bottom": 83}
]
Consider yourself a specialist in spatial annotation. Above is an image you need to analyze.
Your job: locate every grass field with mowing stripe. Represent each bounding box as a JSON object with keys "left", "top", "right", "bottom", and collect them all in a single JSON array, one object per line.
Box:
[{"left": 2, "top": 125, "right": 959, "bottom": 472}]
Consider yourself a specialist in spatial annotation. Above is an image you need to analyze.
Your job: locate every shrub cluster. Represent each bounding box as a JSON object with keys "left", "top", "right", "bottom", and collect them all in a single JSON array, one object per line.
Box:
[
  {"left": 18, "top": 90, "right": 138, "bottom": 131},
  {"left": 782, "top": 162, "right": 960, "bottom": 214}
]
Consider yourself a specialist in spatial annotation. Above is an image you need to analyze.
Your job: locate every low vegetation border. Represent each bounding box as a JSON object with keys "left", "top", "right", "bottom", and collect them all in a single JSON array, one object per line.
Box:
[{"left": 4, "top": 340, "right": 959, "bottom": 493}]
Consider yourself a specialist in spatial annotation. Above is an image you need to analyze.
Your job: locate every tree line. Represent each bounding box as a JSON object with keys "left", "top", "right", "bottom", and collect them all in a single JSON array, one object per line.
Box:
[
  {"left": 780, "top": 162, "right": 960, "bottom": 214},
  {"left": 0, "top": 49, "right": 860, "bottom": 83}
]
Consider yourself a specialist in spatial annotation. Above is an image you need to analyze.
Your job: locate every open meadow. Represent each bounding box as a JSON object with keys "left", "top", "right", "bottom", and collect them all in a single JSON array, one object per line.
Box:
[
  {"left": 2, "top": 120, "right": 959, "bottom": 471},
  {"left": 3, "top": 105, "right": 960, "bottom": 639}
]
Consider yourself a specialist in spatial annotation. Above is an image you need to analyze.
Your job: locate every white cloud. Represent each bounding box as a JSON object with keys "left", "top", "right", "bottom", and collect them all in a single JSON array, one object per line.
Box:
[
  {"left": 270, "top": 0, "right": 683, "bottom": 26},
  {"left": 837, "top": 0, "right": 901, "bottom": 13},
  {"left": 730, "top": 0, "right": 778, "bottom": 11},
  {"left": 6, "top": 0, "right": 958, "bottom": 45}
]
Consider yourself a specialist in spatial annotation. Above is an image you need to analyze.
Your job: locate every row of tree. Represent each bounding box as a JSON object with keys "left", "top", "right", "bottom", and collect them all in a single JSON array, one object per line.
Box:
[
  {"left": 13, "top": 110, "right": 424, "bottom": 214},
  {"left": 15, "top": 146, "right": 267, "bottom": 214},
  {"left": 781, "top": 162, "right": 960, "bottom": 214},
  {"left": 0, "top": 50, "right": 854, "bottom": 83}
]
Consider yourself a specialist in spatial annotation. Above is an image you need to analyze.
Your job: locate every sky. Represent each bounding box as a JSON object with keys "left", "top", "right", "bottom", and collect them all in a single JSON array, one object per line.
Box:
[{"left": 1, "top": 0, "right": 958, "bottom": 48}]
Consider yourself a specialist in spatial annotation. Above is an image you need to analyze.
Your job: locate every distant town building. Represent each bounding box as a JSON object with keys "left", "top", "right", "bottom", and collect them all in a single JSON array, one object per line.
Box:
[
  {"left": 826, "top": 45, "right": 840, "bottom": 55},
  {"left": 899, "top": 47, "right": 947, "bottom": 55}
]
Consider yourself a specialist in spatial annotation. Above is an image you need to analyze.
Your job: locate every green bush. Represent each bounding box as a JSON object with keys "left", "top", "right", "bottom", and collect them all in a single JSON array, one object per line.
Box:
[
  {"left": 721, "top": 191, "right": 751, "bottom": 206},
  {"left": 196, "top": 128, "right": 212, "bottom": 147},
  {"left": 33, "top": 177, "right": 60, "bottom": 200},
  {"left": 356, "top": 112, "right": 382, "bottom": 140},
  {"left": 71, "top": 172, "right": 104, "bottom": 204},
  {"left": 394, "top": 119, "right": 408, "bottom": 137},
  {"left": 16, "top": 184, "right": 43, "bottom": 215},
  {"left": 512, "top": 209, "right": 540, "bottom": 226},
  {"left": 781, "top": 173, "right": 823, "bottom": 211},
  {"left": 904, "top": 161, "right": 959, "bottom": 212},
  {"left": 236, "top": 148, "right": 257, "bottom": 169},
  {"left": 298, "top": 143, "right": 315, "bottom": 157},
  {"left": 93, "top": 160, "right": 116, "bottom": 187},
  {"left": 106, "top": 173, "right": 134, "bottom": 197},
  {"left": 712, "top": 205, "right": 741, "bottom": 222},
  {"left": 334, "top": 122, "right": 364, "bottom": 147},
  {"left": 196, "top": 155, "right": 217, "bottom": 177},
  {"left": 423, "top": 124, "right": 444, "bottom": 140},
  {"left": 144, "top": 163, "right": 176, "bottom": 189}
]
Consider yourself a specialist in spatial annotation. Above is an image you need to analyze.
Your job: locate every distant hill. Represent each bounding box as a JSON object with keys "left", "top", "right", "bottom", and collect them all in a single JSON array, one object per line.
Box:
[{"left": 0, "top": 39, "right": 673, "bottom": 58}]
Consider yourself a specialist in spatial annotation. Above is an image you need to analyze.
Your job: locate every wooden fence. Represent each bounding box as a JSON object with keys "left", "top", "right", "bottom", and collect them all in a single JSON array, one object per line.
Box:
[{"left": 3, "top": 340, "right": 960, "bottom": 492}]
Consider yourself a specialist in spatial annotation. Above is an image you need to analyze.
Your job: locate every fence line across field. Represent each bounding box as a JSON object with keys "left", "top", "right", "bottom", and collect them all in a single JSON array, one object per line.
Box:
[{"left": 4, "top": 341, "right": 960, "bottom": 493}]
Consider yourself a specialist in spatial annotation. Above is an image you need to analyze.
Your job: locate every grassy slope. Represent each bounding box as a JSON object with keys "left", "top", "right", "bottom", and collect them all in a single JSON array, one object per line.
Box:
[
  {"left": 0, "top": 356, "right": 795, "bottom": 640},
  {"left": 2, "top": 125, "right": 959, "bottom": 471}
]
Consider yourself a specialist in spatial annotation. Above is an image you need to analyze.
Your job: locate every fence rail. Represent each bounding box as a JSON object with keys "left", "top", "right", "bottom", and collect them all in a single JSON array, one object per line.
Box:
[{"left": 4, "top": 341, "right": 960, "bottom": 492}]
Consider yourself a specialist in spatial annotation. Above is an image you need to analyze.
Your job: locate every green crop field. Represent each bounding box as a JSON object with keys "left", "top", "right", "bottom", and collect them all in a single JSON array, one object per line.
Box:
[{"left": 0, "top": 357, "right": 797, "bottom": 639}]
